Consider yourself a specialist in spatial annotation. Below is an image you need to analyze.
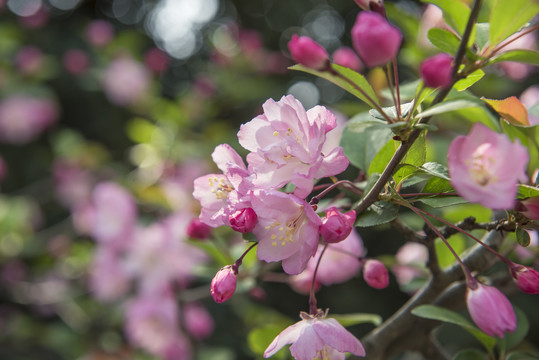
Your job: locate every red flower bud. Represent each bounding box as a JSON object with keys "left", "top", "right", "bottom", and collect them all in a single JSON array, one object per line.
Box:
[
  {"left": 363, "top": 259, "right": 389, "bottom": 289},
  {"left": 210, "top": 265, "right": 237, "bottom": 303},
  {"left": 510, "top": 263, "right": 539, "bottom": 294},
  {"left": 320, "top": 207, "right": 356, "bottom": 244},
  {"left": 420, "top": 53, "right": 453, "bottom": 88},
  {"left": 187, "top": 219, "right": 212, "bottom": 240},
  {"left": 332, "top": 47, "right": 363, "bottom": 72},
  {"left": 351, "top": 11, "right": 402, "bottom": 67},
  {"left": 288, "top": 35, "right": 329, "bottom": 70},
  {"left": 517, "top": 197, "right": 539, "bottom": 220},
  {"left": 229, "top": 208, "right": 257, "bottom": 233}
]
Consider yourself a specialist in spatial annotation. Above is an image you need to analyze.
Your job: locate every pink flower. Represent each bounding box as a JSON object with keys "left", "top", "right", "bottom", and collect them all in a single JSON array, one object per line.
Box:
[
  {"left": 320, "top": 207, "right": 356, "bottom": 244},
  {"left": 391, "top": 243, "right": 428, "bottom": 287},
  {"left": 264, "top": 310, "right": 365, "bottom": 359},
  {"left": 89, "top": 248, "right": 130, "bottom": 301},
  {"left": 186, "top": 218, "right": 212, "bottom": 239},
  {"left": 466, "top": 279, "right": 516, "bottom": 338},
  {"left": 509, "top": 263, "right": 539, "bottom": 294},
  {"left": 238, "top": 95, "right": 349, "bottom": 198},
  {"left": 448, "top": 123, "right": 529, "bottom": 209},
  {"left": 85, "top": 20, "right": 114, "bottom": 47},
  {"left": 15, "top": 46, "right": 44, "bottom": 75},
  {"left": 252, "top": 190, "right": 322, "bottom": 275},
  {"left": 193, "top": 144, "right": 252, "bottom": 227},
  {"left": 144, "top": 47, "right": 170, "bottom": 73},
  {"left": 354, "top": 0, "right": 384, "bottom": 13},
  {"left": 352, "top": 12, "right": 402, "bottom": 67},
  {"left": 229, "top": 207, "right": 258, "bottom": 233},
  {"left": 332, "top": 47, "right": 363, "bottom": 72},
  {"left": 62, "top": 49, "right": 90, "bottom": 75},
  {"left": 211, "top": 265, "right": 237, "bottom": 303},
  {"left": 363, "top": 259, "right": 389, "bottom": 289},
  {"left": 420, "top": 53, "right": 453, "bottom": 89},
  {"left": 183, "top": 302, "right": 215, "bottom": 340},
  {"left": 102, "top": 56, "right": 150, "bottom": 106},
  {"left": 288, "top": 35, "right": 329, "bottom": 70},
  {"left": 517, "top": 197, "right": 539, "bottom": 220}
]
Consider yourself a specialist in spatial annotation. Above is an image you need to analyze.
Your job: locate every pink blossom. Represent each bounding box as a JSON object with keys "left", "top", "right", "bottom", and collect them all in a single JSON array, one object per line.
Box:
[
  {"left": 520, "top": 85, "right": 539, "bottom": 125},
  {"left": 320, "top": 207, "right": 356, "bottom": 244},
  {"left": 420, "top": 53, "right": 453, "bottom": 88},
  {"left": 85, "top": 20, "right": 114, "bottom": 47},
  {"left": 288, "top": 35, "right": 329, "bottom": 71},
  {"left": 186, "top": 218, "right": 212, "bottom": 239},
  {"left": 211, "top": 265, "right": 237, "bottom": 303},
  {"left": 509, "top": 263, "right": 539, "bottom": 294},
  {"left": 466, "top": 279, "right": 516, "bottom": 338},
  {"left": 332, "top": 47, "right": 363, "bottom": 72},
  {"left": 19, "top": 7, "right": 49, "bottom": 28},
  {"left": 252, "top": 190, "right": 321, "bottom": 275},
  {"left": 392, "top": 243, "right": 428, "bottom": 286},
  {"left": 62, "top": 49, "right": 90, "bottom": 75},
  {"left": 498, "top": 31, "right": 537, "bottom": 81},
  {"left": 264, "top": 310, "right": 365, "bottom": 359},
  {"left": 91, "top": 182, "right": 137, "bottom": 250},
  {"left": 15, "top": 46, "right": 44, "bottom": 75},
  {"left": 144, "top": 47, "right": 170, "bottom": 73},
  {"left": 229, "top": 207, "right": 258, "bottom": 233},
  {"left": 238, "top": 95, "right": 349, "bottom": 198},
  {"left": 183, "top": 302, "right": 215, "bottom": 340},
  {"left": 193, "top": 144, "right": 252, "bottom": 227},
  {"left": 354, "top": 0, "right": 384, "bottom": 13},
  {"left": 0, "top": 94, "right": 58, "bottom": 144},
  {"left": 448, "top": 123, "right": 529, "bottom": 209},
  {"left": 517, "top": 196, "right": 539, "bottom": 220},
  {"left": 89, "top": 248, "right": 130, "bottom": 301},
  {"left": 53, "top": 159, "right": 94, "bottom": 208},
  {"left": 363, "top": 259, "right": 389, "bottom": 289},
  {"left": 352, "top": 12, "right": 402, "bottom": 67},
  {"left": 102, "top": 56, "right": 151, "bottom": 106}
]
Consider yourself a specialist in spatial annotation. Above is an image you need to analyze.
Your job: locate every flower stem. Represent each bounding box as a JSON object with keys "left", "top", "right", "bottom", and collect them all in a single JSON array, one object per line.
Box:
[
  {"left": 310, "top": 180, "right": 363, "bottom": 204},
  {"left": 233, "top": 242, "right": 258, "bottom": 273},
  {"left": 392, "top": 57, "right": 401, "bottom": 119},
  {"left": 309, "top": 244, "right": 328, "bottom": 315}
]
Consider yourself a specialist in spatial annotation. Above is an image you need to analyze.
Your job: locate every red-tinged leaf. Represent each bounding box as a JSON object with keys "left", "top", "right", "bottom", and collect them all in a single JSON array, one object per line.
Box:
[{"left": 481, "top": 96, "right": 529, "bottom": 127}]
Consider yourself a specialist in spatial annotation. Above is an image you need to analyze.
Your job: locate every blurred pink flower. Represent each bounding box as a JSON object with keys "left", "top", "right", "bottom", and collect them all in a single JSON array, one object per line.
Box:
[
  {"left": 211, "top": 265, "right": 237, "bottom": 303},
  {"left": 238, "top": 95, "right": 349, "bottom": 198},
  {"left": 509, "top": 263, "right": 539, "bottom": 294},
  {"left": 53, "top": 159, "right": 94, "bottom": 208},
  {"left": 288, "top": 35, "right": 329, "bottom": 71},
  {"left": 498, "top": 31, "right": 537, "bottom": 81},
  {"left": 19, "top": 7, "right": 49, "bottom": 28},
  {"left": 417, "top": 5, "right": 449, "bottom": 48},
  {"left": 448, "top": 123, "right": 528, "bottom": 209},
  {"left": 420, "top": 53, "right": 453, "bottom": 88},
  {"left": 520, "top": 85, "right": 539, "bottom": 125},
  {"left": 89, "top": 248, "right": 131, "bottom": 301},
  {"left": 183, "top": 302, "right": 215, "bottom": 340},
  {"left": 391, "top": 242, "right": 428, "bottom": 287},
  {"left": 0, "top": 155, "right": 7, "bottom": 182},
  {"left": 144, "top": 47, "right": 170, "bottom": 73},
  {"left": 332, "top": 47, "right": 363, "bottom": 72},
  {"left": 15, "top": 46, "right": 44, "bottom": 75},
  {"left": 85, "top": 20, "right": 114, "bottom": 47},
  {"left": 62, "top": 49, "right": 90, "bottom": 75},
  {"left": 0, "top": 94, "right": 58, "bottom": 144},
  {"left": 264, "top": 310, "right": 365, "bottom": 359},
  {"left": 102, "top": 57, "right": 151, "bottom": 106},
  {"left": 186, "top": 218, "right": 212, "bottom": 239},
  {"left": 363, "top": 259, "right": 389, "bottom": 289}
]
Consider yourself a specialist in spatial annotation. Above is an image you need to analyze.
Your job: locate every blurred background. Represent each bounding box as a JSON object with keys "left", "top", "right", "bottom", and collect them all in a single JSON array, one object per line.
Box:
[{"left": 0, "top": 0, "right": 537, "bottom": 359}]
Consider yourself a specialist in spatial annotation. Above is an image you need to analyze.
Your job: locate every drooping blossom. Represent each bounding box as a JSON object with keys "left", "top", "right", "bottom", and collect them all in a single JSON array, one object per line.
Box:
[
  {"left": 210, "top": 265, "right": 237, "bottom": 303},
  {"left": 332, "top": 47, "right": 363, "bottom": 72},
  {"left": 0, "top": 94, "right": 58, "bottom": 144},
  {"left": 363, "top": 259, "right": 389, "bottom": 289},
  {"left": 420, "top": 53, "right": 453, "bottom": 89},
  {"left": 238, "top": 95, "right": 349, "bottom": 198},
  {"left": 102, "top": 56, "right": 151, "bottom": 106},
  {"left": 288, "top": 35, "right": 329, "bottom": 71},
  {"left": 89, "top": 248, "right": 131, "bottom": 302},
  {"left": 509, "top": 263, "right": 539, "bottom": 294},
  {"left": 351, "top": 11, "right": 402, "bottom": 67},
  {"left": 448, "top": 123, "right": 529, "bottom": 209},
  {"left": 320, "top": 207, "right": 356, "bottom": 244},
  {"left": 183, "top": 302, "right": 215, "bottom": 340},
  {"left": 252, "top": 190, "right": 321, "bottom": 275},
  {"left": 193, "top": 144, "right": 252, "bottom": 227},
  {"left": 264, "top": 310, "right": 365, "bottom": 359},
  {"left": 466, "top": 279, "right": 516, "bottom": 338},
  {"left": 85, "top": 20, "right": 115, "bottom": 47}
]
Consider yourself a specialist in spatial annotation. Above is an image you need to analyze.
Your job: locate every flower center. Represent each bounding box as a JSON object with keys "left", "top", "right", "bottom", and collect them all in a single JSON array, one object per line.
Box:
[
  {"left": 265, "top": 206, "right": 305, "bottom": 247},
  {"left": 208, "top": 176, "right": 234, "bottom": 200},
  {"left": 468, "top": 143, "right": 497, "bottom": 186}
]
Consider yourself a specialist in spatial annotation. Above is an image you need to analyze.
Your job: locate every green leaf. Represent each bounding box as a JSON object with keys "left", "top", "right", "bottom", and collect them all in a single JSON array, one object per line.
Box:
[
  {"left": 369, "top": 102, "right": 414, "bottom": 122},
  {"left": 329, "top": 313, "right": 383, "bottom": 327},
  {"left": 419, "top": 196, "right": 466, "bottom": 208},
  {"left": 489, "top": 50, "right": 539, "bottom": 66},
  {"left": 420, "top": 162, "right": 450, "bottom": 180},
  {"left": 289, "top": 64, "right": 379, "bottom": 107},
  {"left": 454, "top": 69, "right": 485, "bottom": 91},
  {"left": 427, "top": 28, "right": 460, "bottom": 55},
  {"left": 453, "top": 349, "right": 488, "bottom": 360},
  {"left": 393, "top": 133, "right": 427, "bottom": 185},
  {"left": 475, "top": 23, "right": 490, "bottom": 50},
  {"left": 505, "top": 352, "right": 539, "bottom": 360},
  {"left": 422, "top": 0, "right": 470, "bottom": 35},
  {"left": 489, "top": 0, "right": 539, "bottom": 47},
  {"left": 516, "top": 227, "right": 531, "bottom": 247},
  {"left": 517, "top": 184, "right": 539, "bottom": 199},
  {"left": 355, "top": 201, "right": 399, "bottom": 227},
  {"left": 501, "top": 307, "right": 530, "bottom": 350},
  {"left": 341, "top": 113, "right": 393, "bottom": 172},
  {"left": 412, "top": 305, "right": 496, "bottom": 351},
  {"left": 248, "top": 325, "right": 287, "bottom": 357},
  {"left": 482, "top": 96, "right": 530, "bottom": 127},
  {"left": 418, "top": 99, "right": 482, "bottom": 118}
]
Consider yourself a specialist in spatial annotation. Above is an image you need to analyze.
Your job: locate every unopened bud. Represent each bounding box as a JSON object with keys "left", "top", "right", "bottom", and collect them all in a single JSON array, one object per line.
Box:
[
  {"left": 351, "top": 11, "right": 402, "bottom": 68},
  {"left": 187, "top": 218, "right": 212, "bottom": 240},
  {"left": 210, "top": 265, "right": 237, "bottom": 303},
  {"left": 517, "top": 197, "right": 539, "bottom": 220},
  {"left": 332, "top": 47, "right": 363, "bottom": 72},
  {"left": 229, "top": 208, "right": 257, "bottom": 233},
  {"left": 420, "top": 53, "right": 453, "bottom": 88},
  {"left": 320, "top": 207, "right": 356, "bottom": 244},
  {"left": 363, "top": 259, "right": 389, "bottom": 289},
  {"left": 354, "top": 0, "right": 385, "bottom": 16},
  {"left": 288, "top": 34, "right": 329, "bottom": 71},
  {"left": 510, "top": 263, "right": 539, "bottom": 294}
]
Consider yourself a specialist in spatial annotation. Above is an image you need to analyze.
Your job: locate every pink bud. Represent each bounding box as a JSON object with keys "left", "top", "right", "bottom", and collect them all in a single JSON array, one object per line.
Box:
[
  {"left": 229, "top": 208, "right": 258, "bottom": 233},
  {"left": 466, "top": 280, "right": 516, "bottom": 337},
  {"left": 332, "top": 47, "right": 363, "bottom": 72},
  {"left": 210, "top": 265, "right": 237, "bottom": 303},
  {"left": 420, "top": 53, "right": 453, "bottom": 88},
  {"left": 363, "top": 259, "right": 389, "bottom": 289},
  {"left": 320, "top": 207, "right": 356, "bottom": 244},
  {"left": 186, "top": 219, "right": 212, "bottom": 240},
  {"left": 354, "top": 0, "right": 385, "bottom": 15},
  {"left": 351, "top": 11, "right": 402, "bottom": 67},
  {"left": 62, "top": 49, "right": 90, "bottom": 75},
  {"left": 510, "top": 264, "right": 539, "bottom": 294},
  {"left": 517, "top": 197, "right": 539, "bottom": 220},
  {"left": 288, "top": 34, "right": 329, "bottom": 70}
]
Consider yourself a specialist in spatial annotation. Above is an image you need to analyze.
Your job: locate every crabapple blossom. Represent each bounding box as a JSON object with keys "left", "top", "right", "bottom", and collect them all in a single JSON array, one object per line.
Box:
[
  {"left": 183, "top": 302, "right": 215, "bottom": 340},
  {"left": 351, "top": 12, "right": 402, "bottom": 67},
  {"left": 238, "top": 95, "right": 349, "bottom": 198},
  {"left": 89, "top": 248, "right": 130, "bottom": 302},
  {"left": 466, "top": 279, "right": 516, "bottom": 337},
  {"left": 186, "top": 218, "right": 212, "bottom": 239},
  {"left": 211, "top": 265, "right": 237, "bottom": 303},
  {"left": 264, "top": 310, "right": 365, "bottom": 359},
  {"left": 62, "top": 49, "right": 90, "bottom": 75},
  {"left": 363, "top": 259, "right": 389, "bottom": 289},
  {"left": 102, "top": 56, "right": 150, "bottom": 106},
  {"left": 85, "top": 19, "right": 114, "bottom": 46},
  {"left": 252, "top": 189, "right": 321, "bottom": 275},
  {"left": 509, "top": 263, "right": 539, "bottom": 294},
  {"left": 448, "top": 123, "right": 529, "bottom": 209},
  {"left": 193, "top": 144, "right": 252, "bottom": 227},
  {"left": 229, "top": 207, "right": 258, "bottom": 233},
  {"left": 320, "top": 207, "right": 356, "bottom": 243},
  {"left": 288, "top": 35, "right": 329, "bottom": 71},
  {"left": 332, "top": 47, "right": 363, "bottom": 72},
  {"left": 420, "top": 53, "right": 453, "bottom": 88},
  {"left": 391, "top": 243, "right": 428, "bottom": 289},
  {"left": 15, "top": 46, "right": 44, "bottom": 75}
]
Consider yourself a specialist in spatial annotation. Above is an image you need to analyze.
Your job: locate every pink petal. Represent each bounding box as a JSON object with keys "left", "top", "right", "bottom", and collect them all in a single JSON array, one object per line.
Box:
[
  {"left": 264, "top": 320, "right": 308, "bottom": 358},
  {"left": 313, "top": 318, "right": 365, "bottom": 356}
]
